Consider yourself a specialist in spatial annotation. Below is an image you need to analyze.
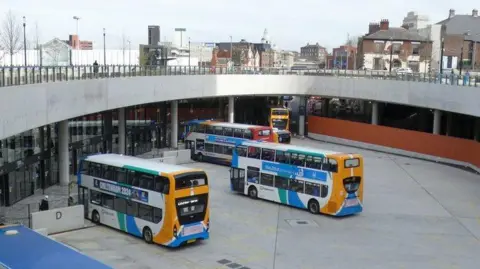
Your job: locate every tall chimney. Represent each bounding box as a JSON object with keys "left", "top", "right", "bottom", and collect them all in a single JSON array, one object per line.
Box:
[
  {"left": 368, "top": 22, "right": 380, "bottom": 34},
  {"left": 449, "top": 9, "right": 455, "bottom": 18},
  {"left": 473, "top": 9, "right": 478, "bottom": 17},
  {"left": 380, "top": 19, "right": 389, "bottom": 30}
]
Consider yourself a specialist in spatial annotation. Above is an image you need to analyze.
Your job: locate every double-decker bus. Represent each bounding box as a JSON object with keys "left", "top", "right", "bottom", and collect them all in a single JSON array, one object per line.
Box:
[
  {"left": 77, "top": 154, "right": 210, "bottom": 248},
  {"left": 272, "top": 128, "right": 291, "bottom": 144},
  {"left": 269, "top": 107, "right": 290, "bottom": 131},
  {"left": 230, "top": 141, "right": 363, "bottom": 216},
  {"left": 184, "top": 121, "right": 274, "bottom": 165}
]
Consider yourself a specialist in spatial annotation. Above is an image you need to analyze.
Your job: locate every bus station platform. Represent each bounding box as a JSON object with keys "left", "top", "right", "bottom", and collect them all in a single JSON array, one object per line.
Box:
[{"left": 0, "top": 224, "right": 111, "bottom": 269}]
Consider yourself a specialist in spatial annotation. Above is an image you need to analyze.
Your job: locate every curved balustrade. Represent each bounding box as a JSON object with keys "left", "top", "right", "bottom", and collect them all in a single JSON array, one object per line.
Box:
[{"left": 0, "top": 65, "right": 478, "bottom": 87}]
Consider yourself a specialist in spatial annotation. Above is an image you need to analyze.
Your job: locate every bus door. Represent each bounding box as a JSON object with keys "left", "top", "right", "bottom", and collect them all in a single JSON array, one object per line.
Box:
[
  {"left": 78, "top": 186, "right": 89, "bottom": 218},
  {"left": 185, "top": 140, "right": 195, "bottom": 158},
  {"left": 230, "top": 168, "right": 245, "bottom": 192}
]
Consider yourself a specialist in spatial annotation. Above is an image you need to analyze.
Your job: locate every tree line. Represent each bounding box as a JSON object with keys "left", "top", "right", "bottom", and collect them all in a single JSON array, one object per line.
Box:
[{"left": 0, "top": 10, "right": 24, "bottom": 66}]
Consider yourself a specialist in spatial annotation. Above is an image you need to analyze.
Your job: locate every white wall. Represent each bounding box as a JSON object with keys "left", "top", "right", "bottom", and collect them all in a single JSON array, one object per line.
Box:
[
  {"left": 0, "top": 75, "right": 479, "bottom": 140},
  {"left": 30, "top": 205, "right": 85, "bottom": 235}
]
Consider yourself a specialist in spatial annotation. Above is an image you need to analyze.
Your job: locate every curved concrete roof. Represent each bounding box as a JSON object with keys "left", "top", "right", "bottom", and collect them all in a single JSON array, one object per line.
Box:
[{"left": 0, "top": 75, "right": 478, "bottom": 140}]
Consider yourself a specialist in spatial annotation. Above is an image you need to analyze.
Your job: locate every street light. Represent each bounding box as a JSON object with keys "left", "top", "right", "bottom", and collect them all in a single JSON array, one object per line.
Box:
[
  {"left": 188, "top": 37, "right": 191, "bottom": 67},
  {"left": 103, "top": 28, "right": 106, "bottom": 67},
  {"left": 459, "top": 31, "right": 470, "bottom": 75},
  {"left": 389, "top": 36, "right": 394, "bottom": 74},
  {"left": 127, "top": 39, "right": 131, "bottom": 66},
  {"left": 23, "top": 16, "right": 27, "bottom": 66},
  {"left": 229, "top": 35, "right": 233, "bottom": 67}
]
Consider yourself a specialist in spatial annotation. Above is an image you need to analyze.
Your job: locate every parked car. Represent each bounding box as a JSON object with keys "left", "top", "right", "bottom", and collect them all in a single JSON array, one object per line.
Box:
[{"left": 394, "top": 67, "right": 413, "bottom": 74}]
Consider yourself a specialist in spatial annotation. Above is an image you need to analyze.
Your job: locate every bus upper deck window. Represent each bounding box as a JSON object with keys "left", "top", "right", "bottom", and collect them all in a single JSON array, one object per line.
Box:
[
  {"left": 244, "top": 130, "right": 253, "bottom": 139},
  {"left": 190, "top": 124, "right": 197, "bottom": 132},
  {"left": 197, "top": 124, "right": 206, "bottom": 133},
  {"left": 206, "top": 126, "right": 215, "bottom": 134},
  {"left": 236, "top": 146, "right": 247, "bottom": 157},
  {"left": 224, "top": 128, "right": 233, "bottom": 136},
  {"left": 234, "top": 129, "right": 243, "bottom": 138},
  {"left": 275, "top": 151, "right": 290, "bottom": 164},
  {"left": 214, "top": 127, "right": 223, "bottom": 135}
]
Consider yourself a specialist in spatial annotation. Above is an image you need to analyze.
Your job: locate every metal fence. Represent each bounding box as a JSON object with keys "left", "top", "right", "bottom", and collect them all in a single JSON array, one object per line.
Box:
[{"left": 0, "top": 65, "right": 478, "bottom": 87}]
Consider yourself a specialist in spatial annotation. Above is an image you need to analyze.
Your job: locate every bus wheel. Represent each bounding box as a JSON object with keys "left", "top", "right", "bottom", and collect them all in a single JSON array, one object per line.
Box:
[
  {"left": 92, "top": 210, "right": 100, "bottom": 223},
  {"left": 196, "top": 153, "right": 203, "bottom": 162},
  {"left": 248, "top": 186, "right": 258, "bottom": 199},
  {"left": 308, "top": 200, "right": 319, "bottom": 214},
  {"left": 143, "top": 227, "right": 153, "bottom": 244}
]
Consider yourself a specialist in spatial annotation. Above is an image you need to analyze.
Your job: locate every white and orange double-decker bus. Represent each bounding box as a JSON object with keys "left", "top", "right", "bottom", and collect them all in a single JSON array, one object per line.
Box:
[
  {"left": 78, "top": 154, "right": 209, "bottom": 248},
  {"left": 230, "top": 141, "right": 363, "bottom": 216}
]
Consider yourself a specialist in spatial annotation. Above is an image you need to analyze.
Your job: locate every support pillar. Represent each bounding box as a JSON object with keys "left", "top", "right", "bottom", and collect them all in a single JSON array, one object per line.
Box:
[
  {"left": 228, "top": 96, "right": 234, "bottom": 123},
  {"left": 371, "top": 101, "right": 379, "bottom": 125},
  {"left": 433, "top": 109, "right": 441, "bottom": 135},
  {"left": 171, "top": 100, "right": 178, "bottom": 149},
  {"left": 58, "top": 120, "right": 69, "bottom": 186},
  {"left": 118, "top": 108, "right": 126, "bottom": 154},
  {"left": 446, "top": 112, "right": 453, "bottom": 136},
  {"left": 103, "top": 111, "right": 113, "bottom": 153},
  {"left": 474, "top": 118, "right": 480, "bottom": 142},
  {"left": 161, "top": 102, "right": 168, "bottom": 148},
  {"left": 298, "top": 97, "right": 306, "bottom": 137},
  {"left": 38, "top": 127, "right": 46, "bottom": 191}
]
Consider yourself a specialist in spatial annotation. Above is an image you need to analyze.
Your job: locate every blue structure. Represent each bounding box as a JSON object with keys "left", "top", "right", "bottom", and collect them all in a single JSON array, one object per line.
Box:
[{"left": 0, "top": 225, "right": 111, "bottom": 269}]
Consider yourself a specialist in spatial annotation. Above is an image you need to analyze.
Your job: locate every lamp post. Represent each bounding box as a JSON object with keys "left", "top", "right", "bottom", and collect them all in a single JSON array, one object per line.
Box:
[
  {"left": 459, "top": 31, "right": 470, "bottom": 76},
  {"left": 103, "top": 28, "right": 106, "bottom": 67},
  {"left": 229, "top": 35, "right": 233, "bottom": 67},
  {"left": 188, "top": 37, "right": 191, "bottom": 67},
  {"left": 389, "top": 36, "right": 393, "bottom": 74},
  {"left": 127, "top": 39, "right": 131, "bottom": 66},
  {"left": 23, "top": 16, "right": 27, "bottom": 66}
]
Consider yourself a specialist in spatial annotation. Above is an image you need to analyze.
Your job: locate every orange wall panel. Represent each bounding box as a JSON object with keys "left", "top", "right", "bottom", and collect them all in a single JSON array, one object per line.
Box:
[{"left": 308, "top": 116, "right": 480, "bottom": 168}]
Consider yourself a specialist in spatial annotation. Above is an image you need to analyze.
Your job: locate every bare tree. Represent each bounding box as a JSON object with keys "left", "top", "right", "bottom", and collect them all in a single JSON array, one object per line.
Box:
[
  {"left": 0, "top": 11, "right": 22, "bottom": 66},
  {"left": 345, "top": 35, "right": 361, "bottom": 47},
  {"left": 44, "top": 39, "right": 65, "bottom": 65}
]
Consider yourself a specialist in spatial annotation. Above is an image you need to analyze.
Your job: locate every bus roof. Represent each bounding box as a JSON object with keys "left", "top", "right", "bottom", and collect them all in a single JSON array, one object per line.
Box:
[
  {"left": 240, "top": 141, "right": 341, "bottom": 157},
  {"left": 203, "top": 121, "right": 270, "bottom": 130},
  {"left": 0, "top": 225, "right": 111, "bottom": 269},
  {"left": 84, "top": 154, "right": 202, "bottom": 175}
]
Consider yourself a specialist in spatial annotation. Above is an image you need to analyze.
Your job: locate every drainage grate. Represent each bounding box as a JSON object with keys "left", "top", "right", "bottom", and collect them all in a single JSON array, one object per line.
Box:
[
  {"left": 217, "top": 259, "right": 232, "bottom": 265},
  {"left": 227, "top": 263, "right": 242, "bottom": 268},
  {"left": 285, "top": 219, "right": 318, "bottom": 227}
]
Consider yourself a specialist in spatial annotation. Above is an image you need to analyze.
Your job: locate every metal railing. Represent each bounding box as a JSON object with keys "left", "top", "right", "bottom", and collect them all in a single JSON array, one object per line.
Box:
[{"left": 0, "top": 65, "right": 478, "bottom": 87}]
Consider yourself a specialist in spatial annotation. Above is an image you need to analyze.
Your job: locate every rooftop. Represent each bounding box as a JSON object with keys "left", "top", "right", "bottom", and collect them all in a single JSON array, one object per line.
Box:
[
  {"left": 436, "top": 13, "right": 480, "bottom": 42},
  {"left": 364, "top": 27, "right": 428, "bottom": 41}
]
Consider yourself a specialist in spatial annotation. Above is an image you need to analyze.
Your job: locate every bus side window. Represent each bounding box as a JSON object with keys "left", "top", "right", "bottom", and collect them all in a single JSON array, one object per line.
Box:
[
  {"left": 244, "top": 130, "right": 253, "bottom": 139},
  {"left": 197, "top": 124, "right": 206, "bottom": 133},
  {"left": 116, "top": 168, "right": 126, "bottom": 184},
  {"left": 154, "top": 176, "right": 170, "bottom": 194},
  {"left": 103, "top": 165, "right": 115, "bottom": 182},
  {"left": 236, "top": 146, "right": 247, "bottom": 157},
  {"left": 313, "top": 157, "right": 323, "bottom": 169},
  {"left": 291, "top": 153, "right": 305, "bottom": 166},
  {"left": 126, "top": 200, "right": 138, "bottom": 216},
  {"left": 274, "top": 176, "right": 288, "bottom": 189},
  {"left": 233, "top": 129, "right": 243, "bottom": 138},
  {"left": 92, "top": 163, "right": 102, "bottom": 177},
  {"left": 247, "top": 146, "right": 260, "bottom": 159},
  {"left": 305, "top": 156, "right": 314, "bottom": 168},
  {"left": 206, "top": 126, "right": 215, "bottom": 134},
  {"left": 224, "top": 127, "right": 233, "bottom": 136},
  {"left": 275, "top": 151, "right": 290, "bottom": 164},
  {"left": 139, "top": 173, "right": 153, "bottom": 190},
  {"left": 127, "top": 171, "right": 135, "bottom": 186},
  {"left": 323, "top": 158, "right": 338, "bottom": 172},
  {"left": 224, "top": 146, "right": 234, "bottom": 155},
  {"left": 261, "top": 148, "right": 275, "bottom": 161},
  {"left": 215, "top": 127, "right": 223, "bottom": 135}
]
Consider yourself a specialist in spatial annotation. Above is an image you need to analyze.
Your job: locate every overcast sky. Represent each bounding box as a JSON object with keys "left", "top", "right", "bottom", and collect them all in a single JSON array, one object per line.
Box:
[{"left": 0, "top": 0, "right": 477, "bottom": 51}]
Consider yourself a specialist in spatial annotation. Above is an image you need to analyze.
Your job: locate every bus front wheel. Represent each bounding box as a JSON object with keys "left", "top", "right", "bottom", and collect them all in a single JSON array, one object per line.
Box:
[
  {"left": 308, "top": 200, "right": 319, "bottom": 214},
  {"left": 143, "top": 227, "right": 153, "bottom": 244},
  {"left": 92, "top": 210, "right": 100, "bottom": 223},
  {"left": 196, "top": 153, "right": 203, "bottom": 162},
  {"left": 248, "top": 186, "right": 258, "bottom": 199}
]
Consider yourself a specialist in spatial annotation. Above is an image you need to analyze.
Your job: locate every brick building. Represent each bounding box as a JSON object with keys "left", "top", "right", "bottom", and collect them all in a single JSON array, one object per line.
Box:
[
  {"left": 329, "top": 45, "right": 357, "bottom": 69},
  {"left": 300, "top": 43, "right": 327, "bottom": 65},
  {"left": 357, "top": 19, "right": 431, "bottom": 72},
  {"left": 64, "top": 35, "right": 93, "bottom": 50},
  {"left": 436, "top": 9, "right": 480, "bottom": 71}
]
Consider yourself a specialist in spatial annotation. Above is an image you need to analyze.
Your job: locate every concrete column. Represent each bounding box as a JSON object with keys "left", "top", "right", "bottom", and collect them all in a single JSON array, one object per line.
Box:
[
  {"left": 1, "top": 140, "right": 8, "bottom": 164},
  {"left": 171, "top": 100, "right": 178, "bottom": 149},
  {"left": 118, "top": 108, "right": 126, "bottom": 154},
  {"left": 58, "top": 120, "right": 69, "bottom": 186},
  {"left": 298, "top": 97, "right": 306, "bottom": 137},
  {"left": 433, "top": 109, "right": 442, "bottom": 135},
  {"left": 228, "top": 96, "right": 235, "bottom": 123},
  {"left": 446, "top": 112, "right": 453, "bottom": 136},
  {"left": 103, "top": 111, "right": 113, "bottom": 153},
  {"left": 371, "top": 101, "right": 379, "bottom": 125},
  {"left": 474, "top": 118, "right": 480, "bottom": 142}
]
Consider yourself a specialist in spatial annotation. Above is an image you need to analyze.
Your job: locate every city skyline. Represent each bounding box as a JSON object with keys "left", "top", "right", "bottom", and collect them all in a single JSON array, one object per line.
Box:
[{"left": 0, "top": 0, "right": 478, "bottom": 51}]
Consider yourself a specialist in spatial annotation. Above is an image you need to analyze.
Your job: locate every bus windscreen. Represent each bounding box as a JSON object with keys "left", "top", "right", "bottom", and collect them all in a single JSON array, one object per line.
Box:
[{"left": 175, "top": 172, "right": 208, "bottom": 190}]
